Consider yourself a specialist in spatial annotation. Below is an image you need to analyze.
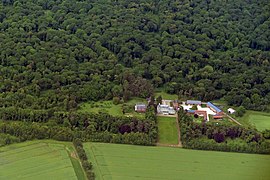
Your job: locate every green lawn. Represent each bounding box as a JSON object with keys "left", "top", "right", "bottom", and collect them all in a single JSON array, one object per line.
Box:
[
  {"left": 0, "top": 140, "right": 86, "bottom": 180},
  {"left": 157, "top": 116, "right": 178, "bottom": 145},
  {"left": 78, "top": 98, "right": 147, "bottom": 118},
  {"left": 238, "top": 111, "right": 270, "bottom": 131},
  {"left": 154, "top": 90, "right": 178, "bottom": 100},
  {"left": 84, "top": 142, "right": 270, "bottom": 180}
]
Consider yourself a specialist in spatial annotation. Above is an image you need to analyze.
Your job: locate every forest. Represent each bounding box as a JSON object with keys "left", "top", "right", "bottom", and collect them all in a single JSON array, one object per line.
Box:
[{"left": 0, "top": 0, "right": 269, "bottom": 112}]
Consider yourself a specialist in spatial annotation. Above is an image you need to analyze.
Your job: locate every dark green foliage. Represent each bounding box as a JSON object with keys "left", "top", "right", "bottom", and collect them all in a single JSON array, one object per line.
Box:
[
  {"left": 0, "top": 0, "right": 269, "bottom": 112},
  {"left": 262, "top": 130, "right": 270, "bottom": 139},
  {"left": 235, "top": 106, "right": 246, "bottom": 117},
  {"left": 156, "top": 96, "right": 162, "bottom": 105},
  {"left": 0, "top": 109, "right": 158, "bottom": 145},
  {"left": 0, "top": 133, "right": 20, "bottom": 146},
  {"left": 178, "top": 109, "right": 270, "bottom": 154},
  {"left": 73, "top": 138, "right": 95, "bottom": 180},
  {"left": 145, "top": 105, "right": 157, "bottom": 121}
]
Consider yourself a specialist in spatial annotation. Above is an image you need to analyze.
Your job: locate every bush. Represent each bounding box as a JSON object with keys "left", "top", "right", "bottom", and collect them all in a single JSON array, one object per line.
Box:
[
  {"left": 112, "top": 97, "right": 121, "bottom": 105},
  {"left": 235, "top": 106, "right": 246, "bottom": 117}
]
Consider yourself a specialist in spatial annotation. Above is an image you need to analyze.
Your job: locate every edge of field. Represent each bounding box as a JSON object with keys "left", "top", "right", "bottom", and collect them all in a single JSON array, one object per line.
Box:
[{"left": 0, "top": 140, "right": 87, "bottom": 180}]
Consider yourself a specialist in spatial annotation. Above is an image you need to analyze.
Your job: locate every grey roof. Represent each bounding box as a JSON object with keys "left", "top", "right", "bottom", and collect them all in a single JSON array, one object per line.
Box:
[{"left": 186, "top": 100, "right": 201, "bottom": 104}]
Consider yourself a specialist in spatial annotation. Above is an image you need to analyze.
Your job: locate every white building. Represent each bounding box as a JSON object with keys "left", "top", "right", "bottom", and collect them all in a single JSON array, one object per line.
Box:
[
  {"left": 157, "top": 104, "right": 169, "bottom": 115},
  {"left": 157, "top": 104, "right": 176, "bottom": 115},
  {"left": 227, "top": 108, "right": 236, "bottom": 114},
  {"left": 168, "top": 107, "right": 176, "bottom": 115}
]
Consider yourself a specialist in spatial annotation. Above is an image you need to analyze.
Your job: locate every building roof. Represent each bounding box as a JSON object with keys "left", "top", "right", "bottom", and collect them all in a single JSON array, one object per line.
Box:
[
  {"left": 213, "top": 115, "right": 223, "bottom": 119},
  {"left": 195, "top": 110, "right": 207, "bottom": 120},
  {"left": 187, "top": 100, "right": 201, "bottom": 105},
  {"left": 159, "top": 104, "right": 169, "bottom": 108},
  {"left": 228, "top": 108, "right": 235, "bottom": 112},
  {"left": 207, "top": 102, "right": 222, "bottom": 113},
  {"left": 135, "top": 103, "right": 146, "bottom": 108},
  {"left": 187, "top": 110, "right": 195, "bottom": 113}
]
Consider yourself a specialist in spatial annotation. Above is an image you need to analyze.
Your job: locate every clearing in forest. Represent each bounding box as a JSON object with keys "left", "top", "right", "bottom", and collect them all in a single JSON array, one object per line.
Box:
[
  {"left": 0, "top": 140, "right": 86, "bottom": 180},
  {"left": 78, "top": 98, "right": 147, "bottom": 118},
  {"left": 84, "top": 142, "right": 270, "bottom": 180}
]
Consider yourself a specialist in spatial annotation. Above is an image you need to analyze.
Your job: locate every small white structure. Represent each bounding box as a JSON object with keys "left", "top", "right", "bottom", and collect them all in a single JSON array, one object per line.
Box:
[{"left": 227, "top": 108, "right": 236, "bottom": 114}]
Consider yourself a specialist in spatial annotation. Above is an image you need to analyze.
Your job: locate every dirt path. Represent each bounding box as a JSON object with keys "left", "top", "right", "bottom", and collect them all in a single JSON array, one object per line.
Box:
[
  {"left": 175, "top": 113, "right": 182, "bottom": 147},
  {"left": 156, "top": 114, "right": 182, "bottom": 148},
  {"left": 224, "top": 113, "right": 242, "bottom": 125}
]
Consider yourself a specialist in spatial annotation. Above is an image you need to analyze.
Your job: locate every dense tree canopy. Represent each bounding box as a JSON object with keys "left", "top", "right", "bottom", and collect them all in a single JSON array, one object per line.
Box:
[{"left": 0, "top": 0, "right": 269, "bottom": 111}]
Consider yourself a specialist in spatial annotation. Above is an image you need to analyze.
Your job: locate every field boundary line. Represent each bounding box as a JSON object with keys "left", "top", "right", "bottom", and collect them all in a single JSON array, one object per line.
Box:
[
  {"left": 88, "top": 143, "right": 104, "bottom": 180},
  {"left": 224, "top": 113, "right": 242, "bottom": 126},
  {"left": 176, "top": 114, "right": 182, "bottom": 147}
]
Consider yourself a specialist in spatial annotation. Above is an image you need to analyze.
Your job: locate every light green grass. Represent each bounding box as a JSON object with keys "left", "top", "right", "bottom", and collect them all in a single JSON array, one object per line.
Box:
[
  {"left": 84, "top": 142, "right": 270, "bottom": 180},
  {"left": 0, "top": 140, "right": 86, "bottom": 180},
  {"left": 157, "top": 116, "right": 178, "bottom": 144},
  {"left": 78, "top": 98, "right": 147, "bottom": 118},
  {"left": 155, "top": 90, "right": 178, "bottom": 100},
  {"left": 238, "top": 111, "right": 270, "bottom": 131}
]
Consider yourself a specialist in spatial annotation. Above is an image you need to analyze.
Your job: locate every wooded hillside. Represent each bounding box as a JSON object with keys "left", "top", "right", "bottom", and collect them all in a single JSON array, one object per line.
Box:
[{"left": 0, "top": 0, "right": 269, "bottom": 111}]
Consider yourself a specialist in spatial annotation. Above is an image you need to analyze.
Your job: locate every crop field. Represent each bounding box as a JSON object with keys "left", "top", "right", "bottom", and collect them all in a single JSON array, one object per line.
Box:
[
  {"left": 84, "top": 142, "right": 270, "bottom": 180},
  {"left": 157, "top": 116, "right": 178, "bottom": 145},
  {"left": 239, "top": 111, "right": 270, "bottom": 131},
  {"left": 0, "top": 140, "right": 85, "bottom": 180}
]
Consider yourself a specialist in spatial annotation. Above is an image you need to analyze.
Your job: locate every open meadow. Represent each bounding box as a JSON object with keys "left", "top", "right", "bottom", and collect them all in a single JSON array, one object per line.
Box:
[
  {"left": 157, "top": 116, "right": 178, "bottom": 145},
  {"left": 238, "top": 111, "right": 270, "bottom": 131},
  {"left": 0, "top": 140, "right": 85, "bottom": 180},
  {"left": 84, "top": 142, "right": 270, "bottom": 180},
  {"left": 154, "top": 90, "right": 178, "bottom": 100},
  {"left": 78, "top": 98, "right": 147, "bottom": 118}
]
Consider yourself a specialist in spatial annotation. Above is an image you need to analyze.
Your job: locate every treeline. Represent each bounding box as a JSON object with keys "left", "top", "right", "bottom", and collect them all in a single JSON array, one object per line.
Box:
[
  {"left": 73, "top": 139, "right": 95, "bottom": 180},
  {"left": 0, "top": 0, "right": 269, "bottom": 112},
  {"left": 178, "top": 108, "right": 270, "bottom": 154},
  {"left": 0, "top": 133, "right": 20, "bottom": 146},
  {"left": 0, "top": 107, "right": 158, "bottom": 145},
  {"left": 0, "top": 120, "right": 155, "bottom": 145},
  {"left": 0, "top": 107, "right": 157, "bottom": 138}
]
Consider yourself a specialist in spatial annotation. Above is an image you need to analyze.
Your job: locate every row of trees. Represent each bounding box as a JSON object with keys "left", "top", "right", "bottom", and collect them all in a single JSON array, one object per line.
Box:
[
  {"left": 0, "top": 120, "right": 156, "bottom": 146},
  {"left": 178, "top": 108, "right": 270, "bottom": 154},
  {"left": 73, "top": 139, "right": 95, "bottom": 180},
  {"left": 0, "top": 107, "right": 157, "bottom": 138},
  {"left": 0, "top": 106, "right": 158, "bottom": 145}
]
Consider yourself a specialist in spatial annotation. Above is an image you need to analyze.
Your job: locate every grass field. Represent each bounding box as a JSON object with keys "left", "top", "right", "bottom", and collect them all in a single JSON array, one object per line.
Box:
[
  {"left": 238, "top": 111, "right": 270, "bottom": 131},
  {"left": 78, "top": 98, "right": 147, "bottom": 118},
  {"left": 155, "top": 91, "right": 178, "bottom": 100},
  {"left": 84, "top": 142, "right": 270, "bottom": 180},
  {"left": 0, "top": 140, "right": 86, "bottom": 180},
  {"left": 157, "top": 116, "right": 178, "bottom": 145}
]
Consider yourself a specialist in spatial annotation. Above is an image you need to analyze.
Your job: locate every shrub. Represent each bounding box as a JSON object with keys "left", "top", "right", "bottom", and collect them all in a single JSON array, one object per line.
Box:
[{"left": 112, "top": 97, "right": 120, "bottom": 105}]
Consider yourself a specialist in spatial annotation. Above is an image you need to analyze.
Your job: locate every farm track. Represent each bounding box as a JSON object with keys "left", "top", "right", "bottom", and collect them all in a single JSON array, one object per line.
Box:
[
  {"left": 225, "top": 113, "right": 242, "bottom": 125},
  {"left": 175, "top": 113, "right": 182, "bottom": 147}
]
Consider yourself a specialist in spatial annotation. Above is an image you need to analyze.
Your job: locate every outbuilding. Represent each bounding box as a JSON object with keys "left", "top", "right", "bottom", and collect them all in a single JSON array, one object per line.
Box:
[
  {"left": 135, "top": 103, "right": 147, "bottom": 113},
  {"left": 207, "top": 102, "right": 222, "bottom": 114},
  {"left": 186, "top": 100, "right": 202, "bottom": 105},
  {"left": 227, "top": 108, "right": 235, "bottom": 114}
]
